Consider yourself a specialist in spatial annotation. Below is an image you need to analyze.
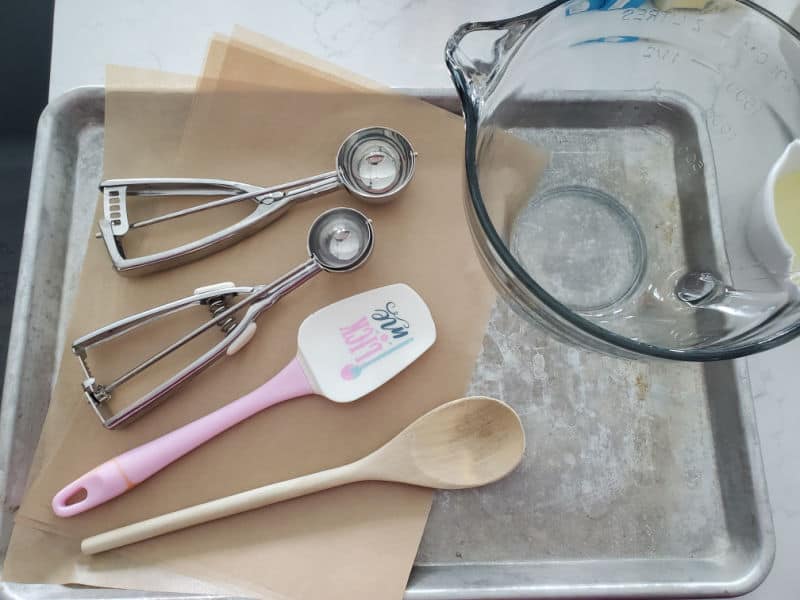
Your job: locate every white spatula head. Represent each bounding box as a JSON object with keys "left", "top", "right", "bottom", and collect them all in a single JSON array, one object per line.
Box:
[{"left": 297, "top": 283, "right": 436, "bottom": 402}]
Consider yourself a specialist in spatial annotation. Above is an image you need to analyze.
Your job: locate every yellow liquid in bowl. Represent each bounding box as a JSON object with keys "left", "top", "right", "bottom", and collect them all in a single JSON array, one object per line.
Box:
[{"left": 774, "top": 171, "right": 800, "bottom": 277}]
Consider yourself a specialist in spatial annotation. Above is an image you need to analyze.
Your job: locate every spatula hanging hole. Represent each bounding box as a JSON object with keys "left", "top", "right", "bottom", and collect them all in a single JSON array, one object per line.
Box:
[{"left": 64, "top": 487, "right": 88, "bottom": 506}]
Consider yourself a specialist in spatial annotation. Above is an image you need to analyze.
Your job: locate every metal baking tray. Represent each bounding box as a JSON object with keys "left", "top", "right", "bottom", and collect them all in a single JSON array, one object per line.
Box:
[{"left": 0, "top": 86, "right": 774, "bottom": 599}]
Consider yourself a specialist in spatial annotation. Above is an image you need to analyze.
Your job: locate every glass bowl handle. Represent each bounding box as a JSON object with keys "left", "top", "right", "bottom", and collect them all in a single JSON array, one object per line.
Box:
[{"left": 444, "top": 1, "right": 562, "bottom": 104}]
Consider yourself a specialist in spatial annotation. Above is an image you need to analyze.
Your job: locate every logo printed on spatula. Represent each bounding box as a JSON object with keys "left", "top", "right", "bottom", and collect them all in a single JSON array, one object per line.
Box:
[
  {"left": 298, "top": 284, "right": 435, "bottom": 402},
  {"left": 339, "top": 301, "right": 413, "bottom": 380}
]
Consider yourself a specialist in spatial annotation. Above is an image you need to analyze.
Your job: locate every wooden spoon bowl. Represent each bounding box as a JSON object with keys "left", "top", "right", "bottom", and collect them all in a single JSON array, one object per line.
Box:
[{"left": 366, "top": 396, "right": 525, "bottom": 489}]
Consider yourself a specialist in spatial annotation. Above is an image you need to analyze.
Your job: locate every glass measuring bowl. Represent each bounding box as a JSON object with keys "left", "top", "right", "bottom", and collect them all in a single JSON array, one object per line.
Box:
[{"left": 446, "top": 0, "right": 800, "bottom": 360}]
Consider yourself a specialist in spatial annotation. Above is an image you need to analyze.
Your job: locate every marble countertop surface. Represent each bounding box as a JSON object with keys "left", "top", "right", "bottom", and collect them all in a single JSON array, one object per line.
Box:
[{"left": 50, "top": 1, "right": 800, "bottom": 599}]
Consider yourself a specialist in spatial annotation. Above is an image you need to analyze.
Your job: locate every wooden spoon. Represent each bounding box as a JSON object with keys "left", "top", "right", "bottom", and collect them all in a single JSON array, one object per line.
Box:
[{"left": 82, "top": 396, "right": 525, "bottom": 555}]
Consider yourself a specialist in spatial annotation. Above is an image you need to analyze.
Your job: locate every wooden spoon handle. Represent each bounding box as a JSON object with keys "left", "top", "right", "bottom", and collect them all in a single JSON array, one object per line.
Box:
[{"left": 81, "top": 463, "right": 360, "bottom": 555}]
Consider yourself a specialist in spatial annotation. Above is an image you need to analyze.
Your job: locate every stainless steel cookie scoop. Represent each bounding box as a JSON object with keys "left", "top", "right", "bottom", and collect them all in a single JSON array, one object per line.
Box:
[
  {"left": 74, "top": 207, "right": 373, "bottom": 429},
  {"left": 98, "top": 126, "right": 415, "bottom": 275}
]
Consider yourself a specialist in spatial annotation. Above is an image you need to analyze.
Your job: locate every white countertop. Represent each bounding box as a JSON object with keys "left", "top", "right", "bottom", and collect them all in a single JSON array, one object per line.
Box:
[{"left": 50, "top": 1, "right": 800, "bottom": 599}]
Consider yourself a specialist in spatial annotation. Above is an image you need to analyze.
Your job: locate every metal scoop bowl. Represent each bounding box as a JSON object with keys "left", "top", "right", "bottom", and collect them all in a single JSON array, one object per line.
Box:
[{"left": 336, "top": 126, "right": 416, "bottom": 201}]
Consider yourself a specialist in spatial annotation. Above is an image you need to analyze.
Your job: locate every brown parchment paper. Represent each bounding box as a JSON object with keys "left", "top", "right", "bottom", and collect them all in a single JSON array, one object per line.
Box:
[{"left": 5, "top": 33, "right": 505, "bottom": 599}]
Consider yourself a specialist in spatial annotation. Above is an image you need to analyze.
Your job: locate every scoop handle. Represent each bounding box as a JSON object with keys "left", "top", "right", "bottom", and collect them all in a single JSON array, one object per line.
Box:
[
  {"left": 52, "top": 357, "right": 313, "bottom": 517},
  {"left": 81, "top": 461, "right": 360, "bottom": 554}
]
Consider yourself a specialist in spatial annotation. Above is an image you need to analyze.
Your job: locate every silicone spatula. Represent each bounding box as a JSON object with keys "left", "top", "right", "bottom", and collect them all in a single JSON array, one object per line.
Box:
[{"left": 53, "top": 283, "right": 435, "bottom": 517}]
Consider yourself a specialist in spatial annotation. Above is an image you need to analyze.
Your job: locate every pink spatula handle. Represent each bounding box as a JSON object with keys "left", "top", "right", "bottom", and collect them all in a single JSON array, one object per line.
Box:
[{"left": 52, "top": 357, "right": 313, "bottom": 517}]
